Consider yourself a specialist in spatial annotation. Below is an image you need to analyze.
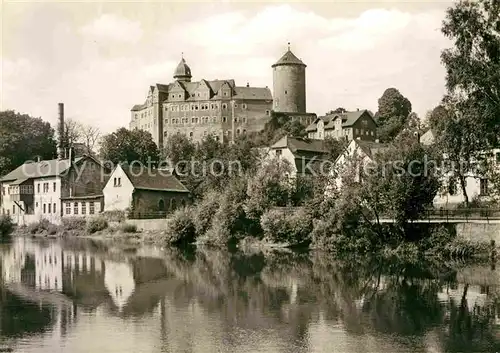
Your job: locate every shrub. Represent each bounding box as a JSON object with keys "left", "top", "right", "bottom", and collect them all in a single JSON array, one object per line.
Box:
[
  {"left": 103, "top": 210, "right": 126, "bottom": 223},
  {"left": 164, "top": 207, "right": 196, "bottom": 245},
  {"left": 260, "top": 208, "right": 313, "bottom": 245},
  {"left": 86, "top": 217, "right": 108, "bottom": 234},
  {"left": 28, "top": 219, "right": 56, "bottom": 235},
  {"left": 192, "top": 191, "right": 221, "bottom": 236},
  {"left": 61, "top": 217, "right": 86, "bottom": 231},
  {"left": 120, "top": 223, "right": 137, "bottom": 233},
  {"left": 0, "top": 215, "right": 14, "bottom": 239}
]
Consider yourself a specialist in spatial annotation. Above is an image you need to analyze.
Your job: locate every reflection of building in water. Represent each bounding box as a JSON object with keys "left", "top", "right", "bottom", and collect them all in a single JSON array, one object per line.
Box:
[
  {"left": 438, "top": 283, "right": 488, "bottom": 312},
  {"left": 104, "top": 260, "right": 135, "bottom": 311},
  {"left": 36, "top": 243, "right": 63, "bottom": 291}
]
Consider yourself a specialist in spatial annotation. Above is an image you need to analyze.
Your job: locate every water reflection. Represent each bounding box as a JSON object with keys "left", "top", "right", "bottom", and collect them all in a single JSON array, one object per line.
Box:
[{"left": 2, "top": 238, "right": 500, "bottom": 352}]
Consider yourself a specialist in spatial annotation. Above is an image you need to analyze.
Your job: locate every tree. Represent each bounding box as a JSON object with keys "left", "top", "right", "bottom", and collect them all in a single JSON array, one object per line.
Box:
[
  {"left": 63, "top": 119, "right": 82, "bottom": 147},
  {"left": 324, "top": 137, "right": 348, "bottom": 161},
  {"left": 441, "top": 0, "right": 500, "bottom": 147},
  {"left": 163, "top": 134, "right": 196, "bottom": 168},
  {"left": 0, "top": 111, "right": 56, "bottom": 177},
  {"left": 426, "top": 105, "right": 449, "bottom": 132},
  {"left": 100, "top": 128, "right": 159, "bottom": 165},
  {"left": 80, "top": 124, "right": 101, "bottom": 155},
  {"left": 329, "top": 107, "right": 347, "bottom": 114},
  {"left": 375, "top": 88, "right": 412, "bottom": 142}
]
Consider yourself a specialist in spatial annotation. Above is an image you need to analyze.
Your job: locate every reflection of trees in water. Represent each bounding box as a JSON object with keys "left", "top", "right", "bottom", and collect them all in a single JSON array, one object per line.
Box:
[
  {"left": 0, "top": 288, "right": 55, "bottom": 338},
  {"left": 160, "top": 248, "right": 500, "bottom": 351}
]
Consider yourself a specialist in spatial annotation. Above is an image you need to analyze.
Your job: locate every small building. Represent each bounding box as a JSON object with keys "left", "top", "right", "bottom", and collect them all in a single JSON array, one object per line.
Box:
[
  {"left": 103, "top": 164, "right": 190, "bottom": 217},
  {"left": 267, "top": 136, "right": 330, "bottom": 177},
  {"left": 332, "top": 138, "right": 388, "bottom": 191},
  {"left": 306, "top": 109, "right": 377, "bottom": 141}
]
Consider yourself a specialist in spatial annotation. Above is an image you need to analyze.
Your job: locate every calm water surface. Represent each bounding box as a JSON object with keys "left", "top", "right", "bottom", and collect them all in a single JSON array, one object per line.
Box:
[{"left": 1, "top": 237, "right": 500, "bottom": 352}]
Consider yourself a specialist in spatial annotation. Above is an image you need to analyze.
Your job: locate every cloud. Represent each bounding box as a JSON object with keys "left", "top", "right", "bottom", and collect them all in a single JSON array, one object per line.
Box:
[{"left": 80, "top": 13, "right": 143, "bottom": 43}]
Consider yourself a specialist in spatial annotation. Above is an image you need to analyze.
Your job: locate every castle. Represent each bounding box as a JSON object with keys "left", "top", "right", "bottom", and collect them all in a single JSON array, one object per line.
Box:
[{"left": 130, "top": 45, "right": 316, "bottom": 147}]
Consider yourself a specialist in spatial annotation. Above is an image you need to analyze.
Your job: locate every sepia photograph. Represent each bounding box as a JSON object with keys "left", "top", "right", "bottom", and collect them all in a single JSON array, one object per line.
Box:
[{"left": 1, "top": 0, "right": 500, "bottom": 352}]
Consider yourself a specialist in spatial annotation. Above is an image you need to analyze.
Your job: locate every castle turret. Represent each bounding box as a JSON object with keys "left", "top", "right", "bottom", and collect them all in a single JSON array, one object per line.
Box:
[
  {"left": 272, "top": 43, "right": 306, "bottom": 113},
  {"left": 173, "top": 55, "right": 192, "bottom": 82}
]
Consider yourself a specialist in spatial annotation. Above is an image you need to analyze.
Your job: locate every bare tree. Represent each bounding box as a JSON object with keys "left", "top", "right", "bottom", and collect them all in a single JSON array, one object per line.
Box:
[
  {"left": 64, "top": 119, "right": 83, "bottom": 146},
  {"left": 81, "top": 124, "right": 101, "bottom": 155}
]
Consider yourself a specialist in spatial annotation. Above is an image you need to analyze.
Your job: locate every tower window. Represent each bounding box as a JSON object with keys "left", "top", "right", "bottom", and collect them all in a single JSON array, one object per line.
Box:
[{"left": 285, "top": 90, "right": 287, "bottom": 94}]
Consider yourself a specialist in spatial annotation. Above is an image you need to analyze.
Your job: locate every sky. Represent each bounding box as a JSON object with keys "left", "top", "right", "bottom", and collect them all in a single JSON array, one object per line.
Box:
[{"left": 1, "top": 0, "right": 453, "bottom": 133}]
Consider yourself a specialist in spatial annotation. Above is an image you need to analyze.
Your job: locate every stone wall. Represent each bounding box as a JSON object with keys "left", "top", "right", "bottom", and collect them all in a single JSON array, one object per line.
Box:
[
  {"left": 455, "top": 223, "right": 500, "bottom": 244},
  {"left": 125, "top": 218, "right": 169, "bottom": 231},
  {"left": 273, "top": 65, "right": 306, "bottom": 113}
]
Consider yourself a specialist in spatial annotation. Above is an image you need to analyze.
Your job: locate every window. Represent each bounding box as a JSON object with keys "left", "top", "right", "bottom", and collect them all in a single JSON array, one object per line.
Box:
[
  {"left": 74, "top": 202, "right": 79, "bottom": 215},
  {"left": 53, "top": 182, "right": 56, "bottom": 192},
  {"left": 66, "top": 202, "right": 71, "bottom": 215},
  {"left": 48, "top": 203, "right": 51, "bottom": 213},
  {"left": 355, "top": 129, "right": 359, "bottom": 135},
  {"left": 284, "top": 90, "right": 287, "bottom": 94},
  {"left": 243, "top": 129, "right": 246, "bottom": 134},
  {"left": 236, "top": 129, "right": 240, "bottom": 135},
  {"left": 212, "top": 116, "right": 217, "bottom": 123},
  {"left": 158, "top": 199, "right": 165, "bottom": 212},
  {"left": 276, "top": 149, "right": 282, "bottom": 157},
  {"left": 89, "top": 202, "right": 95, "bottom": 215},
  {"left": 234, "top": 103, "right": 238, "bottom": 108},
  {"left": 189, "top": 132, "right": 193, "bottom": 138},
  {"left": 36, "top": 202, "right": 39, "bottom": 208},
  {"left": 234, "top": 117, "right": 239, "bottom": 123},
  {"left": 82, "top": 202, "right": 86, "bottom": 215},
  {"left": 266, "top": 110, "right": 270, "bottom": 116},
  {"left": 165, "top": 118, "right": 169, "bottom": 124},
  {"left": 242, "top": 117, "right": 247, "bottom": 123},
  {"left": 222, "top": 103, "right": 227, "bottom": 109},
  {"left": 371, "top": 131, "right": 374, "bottom": 136},
  {"left": 194, "top": 105, "right": 199, "bottom": 111},
  {"left": 203, "top": 131, "right": 208, "bottom": 136},
  {"left": 43, "top": 204, "right": 46, "bottom": 213},
  {"left": 242, "top": 103, "right": 247, "bottom": 109},
  {"left": 480, "top": 178, "right": 489, "bottom": 196},
  {"left": 13, "top": 205, "right": 15, "bottom": 214},
  {"left": 496, "top": 152, "right": 500, "bottom": 163},
  {"left": 222, "top": 116, "right": 227, "bottom": 123}
]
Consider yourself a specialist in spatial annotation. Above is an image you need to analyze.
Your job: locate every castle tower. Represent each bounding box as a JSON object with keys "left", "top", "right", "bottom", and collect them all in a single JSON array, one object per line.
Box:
[
  {"left": 272, "top": 43, "right": 306, "bottom": 113},
  {"left": 173, "top": 55, "right": 192, "bottom": 82}
]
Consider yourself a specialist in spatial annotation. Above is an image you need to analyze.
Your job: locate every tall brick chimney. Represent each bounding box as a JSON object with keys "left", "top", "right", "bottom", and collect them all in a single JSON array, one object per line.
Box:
[{"left": 57, "top": 103, "right": 65, "bottom": 159}]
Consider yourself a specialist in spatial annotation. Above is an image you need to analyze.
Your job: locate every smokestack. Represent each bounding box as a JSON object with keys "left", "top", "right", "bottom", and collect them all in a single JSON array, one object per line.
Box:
[
  {"left": 69, "top": 146, "right": 75, "bottom": 164},
  {"left": 57, "top": 103, "right": 65, "bottom": 159},
  {"left": 246, "top": 82, "right": 249, "bottom": 87}
]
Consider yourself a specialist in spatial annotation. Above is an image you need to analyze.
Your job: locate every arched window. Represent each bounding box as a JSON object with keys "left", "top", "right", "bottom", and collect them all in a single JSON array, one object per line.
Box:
[
  {"left": 170, "top": 199, "right": 177, "bottom": 210},
  {"left": 158, "top": 199, "right": 165, "bottom": 211}
]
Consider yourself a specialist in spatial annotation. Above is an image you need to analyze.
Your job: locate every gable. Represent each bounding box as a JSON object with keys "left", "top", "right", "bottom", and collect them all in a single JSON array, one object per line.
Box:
[{"left": 217, "top": 82, "right": 233, "bottom": 98}]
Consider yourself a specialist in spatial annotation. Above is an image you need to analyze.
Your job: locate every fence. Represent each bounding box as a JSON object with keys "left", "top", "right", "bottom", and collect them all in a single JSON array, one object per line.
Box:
[
  {"left": 422, "top": 208, "right": 500, "bottom": 222},
  {"left": 127, "top": 211, "right": 169, "bottom": 220}
]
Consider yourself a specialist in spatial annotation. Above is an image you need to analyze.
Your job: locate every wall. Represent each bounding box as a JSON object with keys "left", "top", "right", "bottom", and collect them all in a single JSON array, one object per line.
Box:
[
  {"left": 273, "top": 65, "right": 306, "bottom": 113},
  {"left": 132, "top": 189, "right": 189, "bottom": 213},
  {"left": 455, "top": 223, "right": 500, "bottom": 244},
  {"left": 351, "top": 112, "right": 377, "bottom": 141},
  {"left": 33, "top": 176, "right": 62, "bottom": 224},
  {"left": 62, "top": 198, "right": 103, "bottom": 218},
  {"left": 125, "top": 218, "right": 169, "bottom": 231},
  {"left": 103, "top": 165, "right": 135, "bottom": 212}
]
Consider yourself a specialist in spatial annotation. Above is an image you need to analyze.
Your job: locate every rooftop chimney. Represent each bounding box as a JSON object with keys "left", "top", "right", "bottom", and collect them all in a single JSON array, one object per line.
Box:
[{"left": 57, "top": 103, "right": 65, "bottom": 159}]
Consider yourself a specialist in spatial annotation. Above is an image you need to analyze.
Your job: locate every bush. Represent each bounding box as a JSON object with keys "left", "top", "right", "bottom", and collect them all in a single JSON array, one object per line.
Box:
[
  {"left": 86, "top": 217, "right": 108, "bottom": 234},
  {"left": 120, "top": 223, "right": 137, "bottom": 233},
  {"left": 260, "top": 208, "right": 313, "bottom": 245},
  {"left": 164, "top": 207, "right": 196, "bottom": 245},
  {"left": 28, "top": 219, "right": 56, "bottom": 235},
  {"left": 61, "top": 217, "right": 86, "bottom": 231},
  {"left": 192, "top": 191, "right": 221, "bottom": 236},
  {"left": 0, "top": 215, "right": 14, "bottom": 238}
]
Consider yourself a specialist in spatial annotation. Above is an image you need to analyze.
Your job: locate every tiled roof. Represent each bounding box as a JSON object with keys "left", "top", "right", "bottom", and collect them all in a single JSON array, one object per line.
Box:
[
  {"left": 131, "top": 103, "right": 146, "bottom": 111},
  {"left": 355, "top": 140, "right": 389, "bottom": 159},
  {"left": 272, "top": 50, "right": 306, "bottom": 67},
  {"left": 121, "top": 165, "right": 189, "bottom": 193},
  {"left": 173, "top": 58, "right": 192, "bottom": 79},
  {"left": 233, "top": 86, "right": 272, "bottom": 100},
  {"left": 271, "top": 136, "right": 328, "bottom": 154},
  {"left": 308, "top": 110, "right": 374, "bottom": 130},
  {"left": 0, "top": 157, "right": 85, "bottom": 182}
]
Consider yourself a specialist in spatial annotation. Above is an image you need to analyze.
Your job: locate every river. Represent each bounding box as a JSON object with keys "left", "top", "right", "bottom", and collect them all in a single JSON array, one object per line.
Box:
[{"left": 1, "top": 236, "right": 500, "bottom": 352}]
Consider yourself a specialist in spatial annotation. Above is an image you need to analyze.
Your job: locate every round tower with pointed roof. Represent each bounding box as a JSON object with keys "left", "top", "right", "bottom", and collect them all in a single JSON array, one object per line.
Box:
[
  {"left": 173, "top": 55, "right": 192, "bottom": 82},
  {"left": 272, "top": 43, "right": 306, "bottom": 113}
]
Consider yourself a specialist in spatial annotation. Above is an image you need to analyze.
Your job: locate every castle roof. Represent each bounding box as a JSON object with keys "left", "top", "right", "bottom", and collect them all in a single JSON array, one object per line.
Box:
[
  {"left": 234, "top": 86, "right": 272, "bottom": 100},
  {"left": 173, "top": 58, "right": 192, "bottom": 80},
  {"left": 272, "top": 49, "right": 306, "bottom": 68}
]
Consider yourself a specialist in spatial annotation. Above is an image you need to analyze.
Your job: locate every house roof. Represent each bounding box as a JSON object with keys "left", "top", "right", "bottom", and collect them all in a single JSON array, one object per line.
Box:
[
  {"left": 306, "top": 110, "right": 375, "bottom": 132},
  {"left": 0, "top": 157, "right": 85, "bottom": 182},
  {"left": 272, "top": 50, "right": 306, "bottom": 67},
  {"left": 271, "top": 136, "right": 328, "bottom": 154},
  {"left": 420, "top": 129, "right": 435, "bottom": 146},
  {"left": 354, "top": 139, "right": 389, "bottom": 159},
  {"left": 120, "top": 165, "right": 189, "bottom": 193},
  {"left": 233, "top": 86, "right": 272, "bottom": 100}
]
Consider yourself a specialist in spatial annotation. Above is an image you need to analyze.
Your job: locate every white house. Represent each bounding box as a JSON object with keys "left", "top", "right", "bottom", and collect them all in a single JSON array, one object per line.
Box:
[
  {"left": 331, "top": 138, "right": 388, "bottom": 191},
  {"left": 103, "top": 164, "right": 190, "bottom": 214},
  {"left": 305, "top": 110, "right": 377, "bottom": 141},
  {"left": 420, "top": 129, "right": 500, "bottom": 208},
  {"left": 267, "top": 136, "right": 330, "bottom": 177}
]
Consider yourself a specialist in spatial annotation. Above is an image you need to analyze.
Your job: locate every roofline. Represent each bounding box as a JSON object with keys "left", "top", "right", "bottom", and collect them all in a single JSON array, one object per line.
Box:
[
  {"left": 271, "top": 62, "right": 307, "bottom": 68},
  {"left": 61, "top": 195, "right": 104, "bottom": 200},
  {"left": 134, "top": 187, "right": 189, "bottom": 193}
]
